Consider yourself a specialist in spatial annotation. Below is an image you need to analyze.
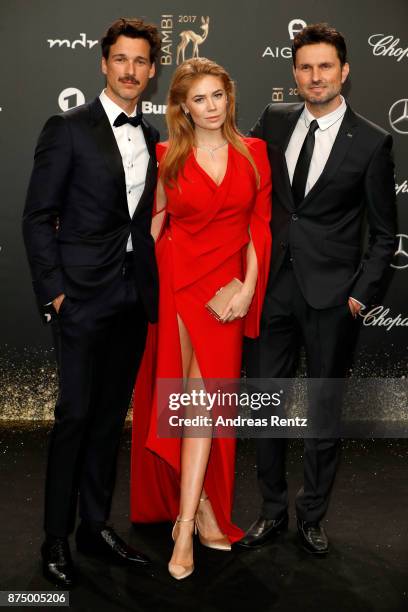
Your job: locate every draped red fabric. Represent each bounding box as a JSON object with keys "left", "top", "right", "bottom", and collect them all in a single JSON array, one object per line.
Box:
[{"left": 130, "top": 138, "right": 271, "bottom": 542}]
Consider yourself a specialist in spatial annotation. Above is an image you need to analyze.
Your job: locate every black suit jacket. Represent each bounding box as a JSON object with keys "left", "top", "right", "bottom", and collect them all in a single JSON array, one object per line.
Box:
[
  {"left": 23, "top": 97, "right": 159, "bottom": 322},
  {"left": 251, "top": 102, "right": 397, "bottom": 308}
]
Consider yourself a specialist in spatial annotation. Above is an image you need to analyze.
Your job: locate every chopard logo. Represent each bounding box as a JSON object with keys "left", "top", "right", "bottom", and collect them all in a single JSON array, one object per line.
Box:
[
  {"left": 368, "top": 34, "right": 408, "bottom": 62},
  {"left": 47, "top": 33, "right": 98, "bottom": 49},
  {"left": 396, "top": 180, "right": 408, "bottom": 195},
  {"left": 262, "top": 18, "right": 307, "bottom": 59},
  {"left": 389, "top": 100, "right": 408, "bottom": 135},
  {"left": 361, "top": 306, "right": 408, "bottom": 331},
  {"left": 391, "top": 234, "right": 408, "bottom": 270}
]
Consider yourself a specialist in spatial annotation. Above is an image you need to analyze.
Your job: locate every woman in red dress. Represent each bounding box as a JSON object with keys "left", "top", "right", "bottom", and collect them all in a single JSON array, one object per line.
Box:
[{"left": 130, "top": 58, "right": 271, "bottom": 579}]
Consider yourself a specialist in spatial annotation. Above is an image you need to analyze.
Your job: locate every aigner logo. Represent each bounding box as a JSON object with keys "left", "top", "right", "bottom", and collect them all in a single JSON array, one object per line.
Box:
[
  {"left": 262, "top": 18, "right": 307, "bottom": 59},
  {"left": 368, "top": 34, "right": 408, "bottom": 62},
  {"left": 288, "top": 19, "right": 307, "bottom": 40},
  {"left": 47, "top": 33, "right": 98, "bottom": 49},
  {"left": 160, "top": 15, "right": 210, "bottom": 66},
  {"left": 389, "top": 99, "right": 408, "bottom": 134},
  {"left": 58, "top": 88, "right": 85, "bottom": 111},
  {"left": 391, "top": 234, "right": 408, "bottom": 270}
]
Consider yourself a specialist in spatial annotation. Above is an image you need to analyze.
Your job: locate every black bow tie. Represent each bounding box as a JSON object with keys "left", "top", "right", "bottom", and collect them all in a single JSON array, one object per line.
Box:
[{"left": 113, "top": 111, "right": 143, "bottom": 128}]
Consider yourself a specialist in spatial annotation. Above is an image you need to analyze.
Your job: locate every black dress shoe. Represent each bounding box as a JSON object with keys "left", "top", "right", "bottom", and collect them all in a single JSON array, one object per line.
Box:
[
  {"left": 76, "top": 523, "right": 151, "bottom": 565},
  {"left": 235, "top": 513, "right": 289, "bottom": 549},
  {"left": 41, "top": 537, "right": 76, "bottom": 588},
  {"left": 297, "top": 519, "right": 329, "bottom": 554}
]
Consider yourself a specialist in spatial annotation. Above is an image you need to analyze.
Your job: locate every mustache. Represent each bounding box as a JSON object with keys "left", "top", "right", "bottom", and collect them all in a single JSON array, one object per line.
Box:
[{"left": 119, "top": 76, "right": 140, "bottom": 85}]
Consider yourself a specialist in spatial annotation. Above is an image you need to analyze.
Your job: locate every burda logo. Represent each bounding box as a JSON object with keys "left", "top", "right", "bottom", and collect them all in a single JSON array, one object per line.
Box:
[
  {"left": 262, "top": 18, "right": 307, "bottom": 59},
  {"left": 141, "top": 101, "right": 167, "bottom": 115},
  {"left": 47, "top": 33, "right": 98, "bottom": 49}
]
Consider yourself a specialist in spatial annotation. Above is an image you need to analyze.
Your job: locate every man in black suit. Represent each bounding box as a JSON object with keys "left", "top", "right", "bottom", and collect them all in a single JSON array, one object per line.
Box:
[
  {"left": 23, "top": 18, "right": 161, "bottom": 586},
  {"left": 238, "top": 24, "right": 397, "bottom": 554}
]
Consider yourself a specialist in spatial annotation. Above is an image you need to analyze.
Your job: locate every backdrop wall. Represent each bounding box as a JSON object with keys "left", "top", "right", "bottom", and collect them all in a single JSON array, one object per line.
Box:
[{"left": 0, "top": 0, "right": 407, "bottom": 418}]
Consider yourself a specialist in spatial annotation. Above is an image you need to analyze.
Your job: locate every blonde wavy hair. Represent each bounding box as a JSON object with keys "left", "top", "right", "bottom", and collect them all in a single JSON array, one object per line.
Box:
[{"left": 160, "top": 57, "right": 260, "bottom": 188}]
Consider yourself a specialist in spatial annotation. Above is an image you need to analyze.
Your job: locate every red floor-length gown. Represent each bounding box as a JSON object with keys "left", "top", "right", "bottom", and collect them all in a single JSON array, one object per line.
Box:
[{"left": 130, "top": 137, "right": 272, "bottom": 542}]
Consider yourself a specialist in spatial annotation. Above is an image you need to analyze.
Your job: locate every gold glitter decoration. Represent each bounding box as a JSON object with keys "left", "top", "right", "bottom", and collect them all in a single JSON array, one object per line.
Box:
[
  {"left": 0, "top": 345, "right": 136, "bottom": 422},
  {"left": 0, "top": 346, "right": 57, "bottom": 421},
  {"left": 0, "top": 344, "right": 406, "bottom": 424}
]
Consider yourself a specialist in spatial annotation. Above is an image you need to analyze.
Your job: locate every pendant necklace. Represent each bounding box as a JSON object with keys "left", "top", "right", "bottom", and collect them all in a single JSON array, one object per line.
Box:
[{"left": 195, "top": 140, "right": 228, "bottom": 160}]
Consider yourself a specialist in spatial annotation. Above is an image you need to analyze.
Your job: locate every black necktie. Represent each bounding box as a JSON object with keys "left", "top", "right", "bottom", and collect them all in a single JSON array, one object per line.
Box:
[
  {"left": 113, "top": 111, "right": 143, "bottom": 128},
  {"left": 291, "top": 119, "right": 319, "bottom": 207}
]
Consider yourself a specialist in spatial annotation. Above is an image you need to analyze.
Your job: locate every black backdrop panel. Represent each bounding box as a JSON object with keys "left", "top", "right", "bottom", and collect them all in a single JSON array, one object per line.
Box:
[{"left": 0, "top": 0, "right": 407, "bottom": 417}]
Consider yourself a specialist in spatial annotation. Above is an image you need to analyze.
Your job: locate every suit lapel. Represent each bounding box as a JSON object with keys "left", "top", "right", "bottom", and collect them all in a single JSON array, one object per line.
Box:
[
  {"left": 88, "top": 97, "right": 127, "bottom": 208},
  {"left": 89, "top": 99, "right": 158, "bottom": 220},
  {"left": 297, "top": 105, "right": 359, "bottom": 210},
  {"left": 132, "top": 119, "right": 158, "bottom": 220},
  {"left": 275, "top": 106, "right": 303, "bottom": 212}
]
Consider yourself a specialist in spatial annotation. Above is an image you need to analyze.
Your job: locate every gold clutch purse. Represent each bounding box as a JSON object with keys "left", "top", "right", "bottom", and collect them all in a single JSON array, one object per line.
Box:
[{"left": 205, "top": 278, "right": 243, "bottom": 321}]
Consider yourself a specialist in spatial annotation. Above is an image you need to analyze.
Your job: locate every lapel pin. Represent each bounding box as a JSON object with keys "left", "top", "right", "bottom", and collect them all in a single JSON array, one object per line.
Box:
[{"left": 347, "top": 133, "right": 353, "bottom": 138}]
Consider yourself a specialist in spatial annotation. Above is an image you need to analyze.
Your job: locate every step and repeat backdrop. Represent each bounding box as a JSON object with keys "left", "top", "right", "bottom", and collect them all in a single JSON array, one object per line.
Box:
[{"left": 0, "top": 0, "right": 407, "bottom": 418}]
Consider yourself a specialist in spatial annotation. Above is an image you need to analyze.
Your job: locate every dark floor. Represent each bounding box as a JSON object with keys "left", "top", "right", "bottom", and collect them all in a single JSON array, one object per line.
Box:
[{"left": 0, "top": 424, "right": 407, "bottom": 612}]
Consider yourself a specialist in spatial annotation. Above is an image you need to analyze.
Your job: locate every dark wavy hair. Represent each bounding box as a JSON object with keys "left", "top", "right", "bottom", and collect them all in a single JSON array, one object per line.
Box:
[
  {"left": 101, "top": 17, "right": 161, "bottom": 63},
  {"left": 292, "top": 23, "right": 348, "bottom": 67}
]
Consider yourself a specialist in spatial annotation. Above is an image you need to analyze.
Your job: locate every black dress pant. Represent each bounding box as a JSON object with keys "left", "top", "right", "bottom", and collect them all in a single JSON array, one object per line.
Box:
[
  {"left": 45, "top": 258, "right": 148, "bottom": 537},
  {"left": 246, "top": 262, "right": 358, "bottom": 523}
]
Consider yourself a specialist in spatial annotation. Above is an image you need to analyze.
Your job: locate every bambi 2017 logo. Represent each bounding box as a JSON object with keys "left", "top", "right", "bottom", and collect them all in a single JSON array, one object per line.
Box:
[{"left": 160, "top": 15, "right": 210, "bottom": 66}]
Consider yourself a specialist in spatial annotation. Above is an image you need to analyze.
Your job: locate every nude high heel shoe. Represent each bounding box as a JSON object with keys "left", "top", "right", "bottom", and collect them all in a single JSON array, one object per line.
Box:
[
  {"left": 195, "top": 496, "right": 231, "bottom": 551},
  {"left": 168, "top": 517, "right": 195, "bottom": 580}
]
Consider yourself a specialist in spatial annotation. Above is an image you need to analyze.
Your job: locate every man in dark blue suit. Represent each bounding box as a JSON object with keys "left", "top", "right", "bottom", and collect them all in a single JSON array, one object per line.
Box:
[
  {"left": 23, "top": 18, "right": 161, "bottom": 587},
  {"left": 239, "top": 24, "right": 397, "bottom": 555}
]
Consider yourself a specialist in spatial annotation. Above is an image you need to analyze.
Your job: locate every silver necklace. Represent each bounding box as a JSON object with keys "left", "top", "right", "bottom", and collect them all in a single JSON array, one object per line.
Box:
[{"left": 195, "top": 140, "right": 228, "bottom": 160}]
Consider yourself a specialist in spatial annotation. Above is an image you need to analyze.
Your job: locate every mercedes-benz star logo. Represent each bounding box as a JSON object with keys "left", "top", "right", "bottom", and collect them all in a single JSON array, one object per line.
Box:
[
  {"left": 391, "top": 234, "right": 408, "bottom": 269},
  {"left": 389, "top": 99, "right": 408, "bottom": 134}
]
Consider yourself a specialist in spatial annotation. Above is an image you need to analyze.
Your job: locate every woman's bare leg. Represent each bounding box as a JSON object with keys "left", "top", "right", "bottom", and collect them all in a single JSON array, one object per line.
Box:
[{"left": 170, "top": 317, "right": 220, "bottom": 569}]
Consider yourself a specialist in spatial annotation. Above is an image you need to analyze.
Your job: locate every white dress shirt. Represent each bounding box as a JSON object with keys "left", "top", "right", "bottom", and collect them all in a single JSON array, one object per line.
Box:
[
  {"left": 285, "top": 97, "right": 364, "bottom": 309},
  {"left": 285, "top": 95, "right": 347, "bottom": 195},
  {"left": 99, "top": 90, "right": 150, "bottom": 252}
]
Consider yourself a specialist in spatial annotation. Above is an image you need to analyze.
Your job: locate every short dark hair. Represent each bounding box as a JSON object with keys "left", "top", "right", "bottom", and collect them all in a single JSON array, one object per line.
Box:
[
  {"left": 101, "top": 17, "right": 161, "bottom": 63},
  {"left": 292, "top": 23, "right": 348, "bottom": 67}
]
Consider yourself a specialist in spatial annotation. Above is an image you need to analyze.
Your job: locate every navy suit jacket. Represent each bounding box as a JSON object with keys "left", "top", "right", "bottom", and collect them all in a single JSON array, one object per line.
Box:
[
  {"left": 23, "top": 97, "right": 159, "bottom": 323},
  {"left": 251, "top": 102, "right": 397, "bottom": 308}
]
